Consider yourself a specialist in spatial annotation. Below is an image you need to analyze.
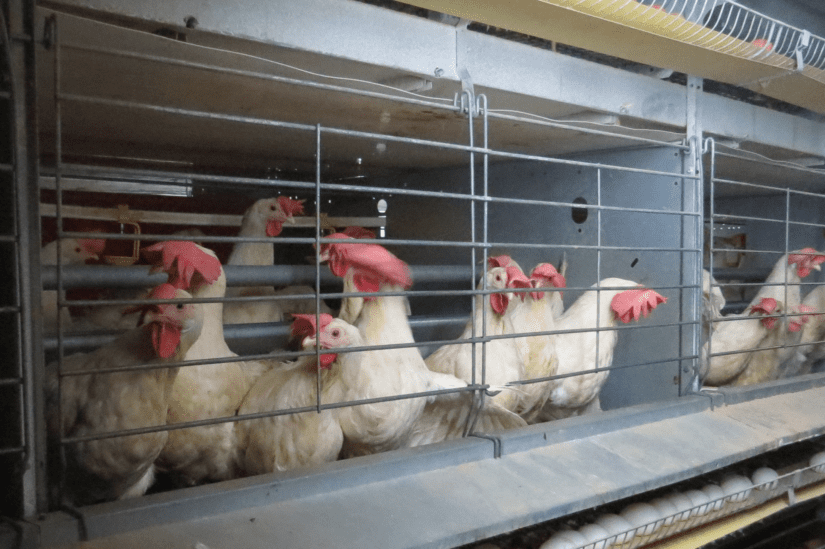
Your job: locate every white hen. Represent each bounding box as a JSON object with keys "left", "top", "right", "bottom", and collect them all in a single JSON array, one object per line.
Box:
[
  {"left": 704, "top": 248, "right": 824, "bottom": 386},
  {"left": 321, "top": 236, "right": 524, "bottom": 455},
  {"left": 223, "top": 196, "right": 332, "bottom": 324},
  {"left": 425, "top": 259, "right": 533, "bottom": 413},
  {"left": 536, "top": 278, "right": 667, "bottom": 421},
  {"left": 238, "top": 313, "right": 346, "bottom": 475},
  {"left": 505, "top": 262, "right": 566, "bottom": 422},
  {"left": 143, "top": 241, "right": 264, "bottom": 485},
  {"left": 40, "top": 237, "right": 105, "bottom": 333},
  {"left": 46, "top": 284, "right": 203, "bottom": 504},
  {"left": 778, "top": 285, "right": 825, "bottom": 378}
]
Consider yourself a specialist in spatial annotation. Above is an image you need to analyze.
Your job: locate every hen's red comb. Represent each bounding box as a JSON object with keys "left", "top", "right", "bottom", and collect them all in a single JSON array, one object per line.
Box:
[
  {"left": 291, "top": 313, "right": 334, "bottom": 340},
  {"left": 342, "top": 226, "right": 376, "bottom": 239},
  {"left": 321, "top": 235, "right": 412, "bottom": 292},
  {"left": 530, "top": 263, "right": 566, "bottom": 300},
  {"left": 788, "top": 248, "right": 825, "bottom": 278},
  {"left": 78, "top": 238, "right": 106, "bottom": 255},
  {"left": 123, "top": 282, "right": 178, "bottom": 321},
  {"left": 750, "top": 297, "right": 779, "bottom": 329},
  {"left": 611, "top": 288, "right": 667, "bottom": 324},
  {"left": 488, "top": 255, "right": 512, "bottom": 269},
  {"left": 505, "top": 265, "right": 532, "bottom": 301},
  {"left": 278, "top": 196, "right": 305, "bottom": 217},
  {"left": 789, "top": 304, "right": 816, "bottom": 332},
  {"left": 143, "top": 241, "right": 222, "bottom": 290}
]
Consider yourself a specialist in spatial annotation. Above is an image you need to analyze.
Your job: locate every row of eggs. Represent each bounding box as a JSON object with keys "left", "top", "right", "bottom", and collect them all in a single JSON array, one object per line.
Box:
[{"left": 539, "top": 450, "right": 825, "bottom": 549}]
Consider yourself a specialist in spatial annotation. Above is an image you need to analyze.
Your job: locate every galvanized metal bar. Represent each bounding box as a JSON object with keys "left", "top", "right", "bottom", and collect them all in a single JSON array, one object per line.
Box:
[
  {"left": 49, "top": 314, "right": 695, "bottom": 377},
  {"left": 9, "top": 0, "right": 48, "bottom": 517},
  {"left": 466, "top": 88, "right": 479, "bottom": 391},
  {"left": 484, "top": 110, "right": 689, "bottom": 151},
  {"left": 508, "top": 353, "right": 691, "bottom": 386},
  {"left": 60, "top": 383, "right": 484, "bottom": 446},
  {"left": 57, "top": 93, "right": 699, "bottom": 181},
  {"left": 0, "top": 378, "right": 23, "bottom": 387},
  {"left": 596, "top": 167, "right": 602, "bottom": 377},
  {"left": 48, "top": 162, "right": 696, "bottom": 213},
  {"left": 59, "top": 42, "right": 460, "bottom": 113},
  {"left": 314, "top": 123, "right": 322, "bottom": 414}
]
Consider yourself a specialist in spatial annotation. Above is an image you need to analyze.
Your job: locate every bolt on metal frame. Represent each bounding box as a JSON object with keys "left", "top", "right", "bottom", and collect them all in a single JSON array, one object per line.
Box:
[{"left": 36, "top": 11, "right": 708, "bottom": 514}]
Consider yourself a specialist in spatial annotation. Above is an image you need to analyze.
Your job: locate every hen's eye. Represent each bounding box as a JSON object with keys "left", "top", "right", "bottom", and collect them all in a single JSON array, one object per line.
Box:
[
  {"left": 74, "top": 247, "right": 82, "bottom": 253},
  {"left": 495, "top": 275, "right": 502, "bottom": 282},
  {"left": 176, "top": 303, "right": 184, "bottom": 310},
  {"left": 332, "top": 329, "right": 340, "bottom": 337},
  {"left": 270, "top": 205, "right": 277, "bottom": 211}
]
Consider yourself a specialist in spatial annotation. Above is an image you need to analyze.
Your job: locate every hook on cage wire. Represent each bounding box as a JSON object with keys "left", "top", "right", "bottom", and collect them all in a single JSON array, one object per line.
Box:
[
  {"left": 702, "top": 136, "right": 715, "bottom": 155},
  {"left": 454, "top": 89, "right": 477, "bottom": 117}
]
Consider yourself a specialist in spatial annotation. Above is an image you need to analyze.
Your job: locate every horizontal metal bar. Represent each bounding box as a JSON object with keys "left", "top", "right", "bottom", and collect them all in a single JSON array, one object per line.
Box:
[
  {"left": 41, "top": 201, "right": 383, "bottom": 229},
  {"left": 0, "top": 306, "right": 19, "bottom": 314},
  {"left": 0, "top": 235, "right": 18, "bottom": 242},
  {"left": 0, "top": 162, "right": 12, "bottom": 172},
  {"left": 54, "top": 163, "right": 692, "bottom": 212},
  {"left": 42, "top": 264, "right": 475, "bottom": 290},
  {"left": 712, "top": 176, "right": 825, "bottom": 195},
  {"left": 56, "top": 229, "right": 704, "bottom": 258},
  {"left": 709, "top": 212, "right": 784, "bottom": 224},
  {"left": 44, "top": 314, "right": 470, "bottom": 355},
  {"left": 485, "top": 109, "right": 688, "bottom": 150},
  {"left": 61, "top": 42, "right": 460, "bottom": 113},
  {"left": 0, "top": 377, "right": 22, "bottom": 387},
  {"left": 508, "top": 353, "right": 689, "bottom": 386},
  {"left": 59, "top": 93, "right": 695, "bottom": 181},
  {"left": 714, "top": 151, "right": 825, "bottom": 184},
  {"left": 0, "top": 447, "right": 25, "bottom": 456},
  {"left": 59, "top": 384, "right": 486, "bottom": 445}
]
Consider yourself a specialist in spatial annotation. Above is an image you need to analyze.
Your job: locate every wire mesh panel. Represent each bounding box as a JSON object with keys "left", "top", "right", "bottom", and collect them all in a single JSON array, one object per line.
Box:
[
  {"left": 19, "top": 6, "right": 707, "bottom": 515},
  {"left": 0, "top": 16, "right": 722, "bottom": 549},
  {"left": 703, "top": 138, "right": 825, "bottom": 389}
]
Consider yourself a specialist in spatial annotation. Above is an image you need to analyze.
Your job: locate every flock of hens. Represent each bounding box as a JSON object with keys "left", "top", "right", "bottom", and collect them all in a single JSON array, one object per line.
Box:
[{"left": 39, "top": 196, "right": 825, "bottom": 506}]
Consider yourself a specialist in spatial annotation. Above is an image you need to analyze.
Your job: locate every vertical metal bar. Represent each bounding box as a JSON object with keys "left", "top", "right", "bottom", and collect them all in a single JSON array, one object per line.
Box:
[
  {"left": 685, "top": 75, "right": 703, "bottom": 394},
  {"left": 595, "top": 168, "right": 601, "bottom": 372},
  {"left": 466, "top": 93, "right": 489, "bottom": 437},
  {"left": 52, "top": 15, "right": 70, "bottom": 507},
  {"left": 784, "top": 188, "right": 790, "bottom": 350},
  {"left": 464, "top": 90, "right": 477, "bottom": 390},
  {"left": 10, "top": 0, "right": 47, "bottom": 516},
  {"left": 707, "top": 137, "right": 716, "bottom": 391},
  {"left": 315, "top": 124, "right": 322, "bottom": 412}
]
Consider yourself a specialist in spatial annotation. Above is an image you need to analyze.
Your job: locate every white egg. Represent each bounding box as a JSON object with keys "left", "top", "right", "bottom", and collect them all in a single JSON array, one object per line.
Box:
[
  {"left": 620, "top": 502, "right": 663, "bottom": 536},
  {"left": 752, "top": 467, "right": 779, "bottom": 490},
  {"left": 595, "top": 513, "right": 636, "bottom": 545},
  {"left": 578, "top": 523, "right": 611, "bottom": 549},
  {"left": 720, "top": 474, "right": 753, "bottom": 503},
  {"left": 556, "top": 530, "right": 589, "bottom": 546},
  {"left": 666, "top": 492, "right": 694, "bottom": 521},
  {"left": 650, "top": 497, "right": 679, "bottom": 527},
  {"left": 701, "top": 484, "right": 726, "bottom": 512},
  {"left": 539, "top": 530, "right": 576, "bottom": 549},
  {"left": 685, "top": 489, "right": 711, "bottom": 517},
  {"left": 809, "top": 451, "right": 825, "bottom": 474}
]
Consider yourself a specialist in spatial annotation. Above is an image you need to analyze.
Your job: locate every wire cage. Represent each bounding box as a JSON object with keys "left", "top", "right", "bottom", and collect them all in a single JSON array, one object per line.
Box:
[
  {"left": 2, "top": 1, "right": 825, "bottom": 547},
  {"left": 25, "top": 4, "right": 701, "bottom": 514}
]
